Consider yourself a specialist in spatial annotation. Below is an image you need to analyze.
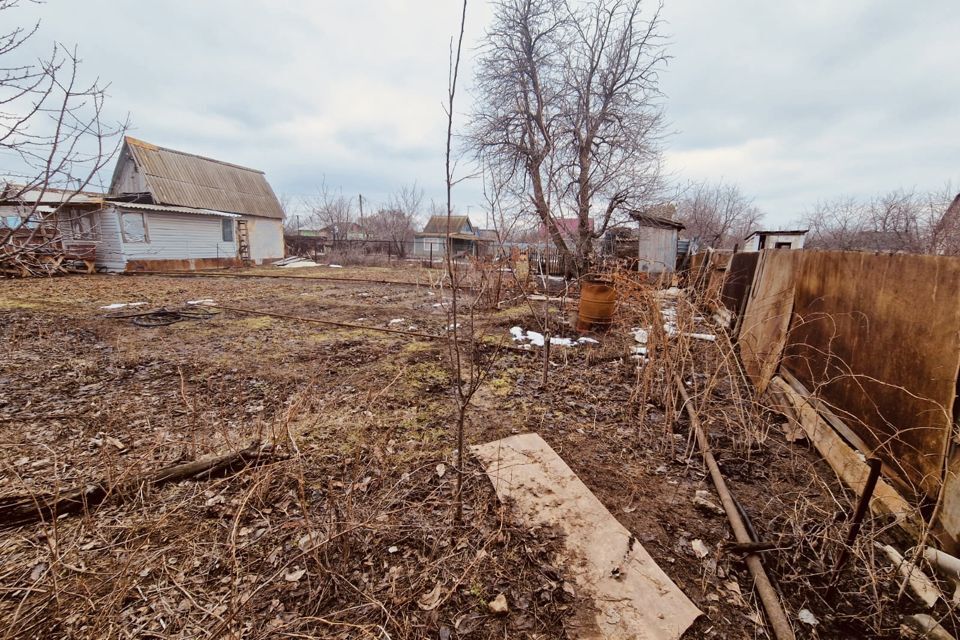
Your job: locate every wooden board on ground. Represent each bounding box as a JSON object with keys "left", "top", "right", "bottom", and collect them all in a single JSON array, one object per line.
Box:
[
  {"left": 471, "top": 433, "right": 702, "bottom": 640},
  {"left": 782, "top": 251, "right": 960, "bottom": 501},
  {"left": 738, "top": 250, "right": 802, "bottom": 394}
]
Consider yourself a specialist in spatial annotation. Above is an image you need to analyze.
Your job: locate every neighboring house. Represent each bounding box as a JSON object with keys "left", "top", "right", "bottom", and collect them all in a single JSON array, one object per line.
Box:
[
  {"left": 414, "top": 215, "right": 487, "bottom": 257},
  {"left": 742, "top": 229, "right": 808, "bottom": 252},
  {"left": 102, "top": 136, "right": 286, "bottom": 271},
  {"left": 538, "top": 217, "right": 595, "bottom": 246}
]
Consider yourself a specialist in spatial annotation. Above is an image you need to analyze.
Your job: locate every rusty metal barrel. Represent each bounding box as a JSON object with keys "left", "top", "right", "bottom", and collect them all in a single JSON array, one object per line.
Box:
[{"left": 577, "top": 278, "right": 617, "bottom": 332}]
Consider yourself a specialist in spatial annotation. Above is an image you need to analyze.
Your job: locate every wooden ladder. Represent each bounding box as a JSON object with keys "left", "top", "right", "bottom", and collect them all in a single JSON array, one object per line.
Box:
[{"left": 237, "top": 219, "right": 252, "bottom": 265}]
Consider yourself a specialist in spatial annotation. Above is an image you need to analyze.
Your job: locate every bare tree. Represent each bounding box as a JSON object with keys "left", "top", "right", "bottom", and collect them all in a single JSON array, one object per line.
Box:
[
  {"left": 361, "top": 182, "right": 423, "bottom": 257},
  {"left": 674, "top": 181, "right": 763, "bottom": 249},
  {"left": 471, "top": 0, "right": 667, "bottom": 273},
  {"left": 304, "top": 182, "right": 355, "bottom": 240},
  {"left": 800, "top": 185, "right": 960, "bottom": 255},
  {"left": 1, "top": 0, "right": 126, "bottom": 271}
]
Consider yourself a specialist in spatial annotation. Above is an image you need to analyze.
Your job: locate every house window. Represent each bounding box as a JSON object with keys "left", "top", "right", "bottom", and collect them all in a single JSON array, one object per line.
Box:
[
  {"left": 221, "top": 218, "right": 234, "bottom": 242},
  {"left": 774, "top": 242, "right": 792, "bottom": 249},
  {"left": 121, "top": 211, "right": 149, "bottom": 243},
  {"left": 70, "top": 212, "right": 100, "bottom": 241}
]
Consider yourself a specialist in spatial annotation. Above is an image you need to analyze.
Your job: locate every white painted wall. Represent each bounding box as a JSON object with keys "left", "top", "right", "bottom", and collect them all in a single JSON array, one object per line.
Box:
[
  {"left": 243, "top": 216, "right": 284, "bottom": 264},
  {"left": 95, "top": 208, "right": 128, "bottom": 270},
  {"left": 116, "top": 207, "right": 237, "bottom": 263},
  {"left": 743, "top": 233, "right": 806, "bottom": 252}
]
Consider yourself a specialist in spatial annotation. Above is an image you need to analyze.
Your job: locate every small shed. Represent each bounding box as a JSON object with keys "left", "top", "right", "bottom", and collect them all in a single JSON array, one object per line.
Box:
[
  {"left": 742, "top": 229, "right": 807, "bottom": 252},
  {"left": 628, "top": 210, "right": 685, "bottom": 273}
]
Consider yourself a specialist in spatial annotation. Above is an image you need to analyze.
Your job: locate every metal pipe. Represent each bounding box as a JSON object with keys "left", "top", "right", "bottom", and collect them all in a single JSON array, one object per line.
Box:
[
  {"left": 676, "top": 379, "right": 796, "bottom": 640},
  {"left": 833, "top": 457, "right": 883, "bottom": 575}
]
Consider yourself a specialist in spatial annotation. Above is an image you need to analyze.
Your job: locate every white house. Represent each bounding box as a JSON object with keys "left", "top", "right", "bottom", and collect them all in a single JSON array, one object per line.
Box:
[
  {"left": 91, "top": 137, "right": 286, "bottom": 271},
  {"left": 742, "top": 229, "right": 808, "bottom": 252}
]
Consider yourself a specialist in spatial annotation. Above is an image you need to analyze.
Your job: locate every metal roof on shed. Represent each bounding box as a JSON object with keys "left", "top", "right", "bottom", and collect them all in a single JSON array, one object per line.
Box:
[
  {"left": 110, "top": 137, "right": 285, "bottom": 220},
  {"left": 109, "top": 200, "right": 240, "bottom": 218}
]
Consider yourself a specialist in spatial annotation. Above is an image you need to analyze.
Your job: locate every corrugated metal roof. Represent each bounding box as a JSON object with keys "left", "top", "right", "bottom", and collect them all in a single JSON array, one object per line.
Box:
[
  {"left": 628, "top": 211, "right": 685, "bottom": 230},
  {"left": 421, "top": 215, "right": 473, "bottom": 234},
  {"left": 110, "top": 201, "right": 240, "bottom": 218},
  {"left": 1, "top": 182, "right": 104, "bottom": 206},
  {"left": 112, "top": 137, "right": 285, "bottom": 220}
]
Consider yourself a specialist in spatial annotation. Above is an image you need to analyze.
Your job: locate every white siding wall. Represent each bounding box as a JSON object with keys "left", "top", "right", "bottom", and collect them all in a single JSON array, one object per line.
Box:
[
  {"left": 762, "top": 233, "right": 805, "bottom": 250},
  {"left": 244, "top": 216, "right": 284, "bottom": 264},
  {"left": 743, "top": 233, "right": 805, "bottom": 252},
  {"left": 118, "top": 208, "right": 237, "bottom": 263},
  {"left": 96, "top": 208, "right": 128, "bottom": 270}
]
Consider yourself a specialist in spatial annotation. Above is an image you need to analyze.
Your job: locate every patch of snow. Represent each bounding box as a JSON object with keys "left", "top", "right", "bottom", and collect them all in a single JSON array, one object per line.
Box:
[
  {"left": 280, "top": 260, "right": 319, "bottom": 268},
  {"left": 798, "top": 609, "right": 818, "bottom": 626},
  {"left": 388, "top": 318, "right": 405, "bottom": 325},
  {"left": 510, "top": 326, "right": 590, "bottom": 348},
  {"left": 100, "top": 302, "right": 147, "bottom": 310},
  {"left": 187, "top": 299, "right": 215, "bottom": 306},
  {"left": 684, "top": 332, "right": 716, "bottom": 342},
  {"left": 328, "top": 264, "right": 343, "bottom": 268},
  {"left": 432, "top": 303, "right": 443, "bottom": 308},
  {"left": 632, "top": 327, "right": 649, "bottom": 344},
  {"left": 577, "top": 337, "right": 599, "bottom": 344}
]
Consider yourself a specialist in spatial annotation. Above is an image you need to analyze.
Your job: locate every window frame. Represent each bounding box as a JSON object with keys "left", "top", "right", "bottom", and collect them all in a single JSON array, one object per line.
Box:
[
  {"left": 120, "top": 211, "right": 150, "bottom": 243},
  {"left": 70, "top": 212, "right": 101, "bottom": 241},
  {"left": 221, "top": 218, "right": 235, "bottom": 243}
]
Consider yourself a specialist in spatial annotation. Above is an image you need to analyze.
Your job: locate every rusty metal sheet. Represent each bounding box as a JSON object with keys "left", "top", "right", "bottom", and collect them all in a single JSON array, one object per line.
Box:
[
  {"left": 720, "top": 252, "right": 759, "bottom": 316},
  {"left": 782, "top": 251, "right": 960, "bottom": 500},
  {"left": 738, "top": 250, "right": 802, "bottom": 394}
]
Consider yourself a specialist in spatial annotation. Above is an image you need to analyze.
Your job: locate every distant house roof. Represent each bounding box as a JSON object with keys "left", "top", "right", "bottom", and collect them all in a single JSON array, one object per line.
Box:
[
  {"left": 744, "top": 229, "right": 808, "bottom": 240},
  {"left": 109, "top": 137, "right": 285, "bottom": 220},
  {"left": 538, "top": 218, "right": 594, "bottom": 240},
  {"left": 628, "top": 211, "right": 684, "bottom": 230},
  {"left": 419, "top": 215, "right": 474, "bottom": 235}
]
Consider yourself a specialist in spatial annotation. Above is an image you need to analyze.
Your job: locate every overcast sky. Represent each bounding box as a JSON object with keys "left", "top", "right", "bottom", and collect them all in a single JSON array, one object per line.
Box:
[{"left": 7, "top": 0, "right": 960, "bottom": 226}]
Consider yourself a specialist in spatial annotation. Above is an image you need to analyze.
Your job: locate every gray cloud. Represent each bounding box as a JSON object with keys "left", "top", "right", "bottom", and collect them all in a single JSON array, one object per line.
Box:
[{"left": 5, "top": 0, "right": 958, "bottom": 225}]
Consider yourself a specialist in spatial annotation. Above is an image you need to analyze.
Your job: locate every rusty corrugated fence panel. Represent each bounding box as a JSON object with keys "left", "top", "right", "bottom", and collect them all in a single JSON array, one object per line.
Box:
[
  {"left": 782, "top": 251, "right": 960, "bottom": 501},
  {"left": 720, "top": 252, "right": 759, "bottom": 315},
  {"left": 738, "top": 250, "right": 802, "bottom": 394}
]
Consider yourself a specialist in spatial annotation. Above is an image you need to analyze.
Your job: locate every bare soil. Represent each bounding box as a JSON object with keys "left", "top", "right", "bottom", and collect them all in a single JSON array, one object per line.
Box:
[{"left": 0, "top": 267, "right": 945, "bottom": 638}]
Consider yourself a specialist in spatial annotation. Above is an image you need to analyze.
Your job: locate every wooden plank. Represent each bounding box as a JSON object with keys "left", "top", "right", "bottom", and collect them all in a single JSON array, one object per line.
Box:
[
  {"left": 471, "top": 433, "right": 701, "bottom": 640},
  {"left": 768, "top": 377, "right": 922, "bottom": 539},
  {"left": 738, "top": 250, "right": 802, "bottom": 394},
  {"left": 782, "top": 251, "right": 960, "bottom": 500}
]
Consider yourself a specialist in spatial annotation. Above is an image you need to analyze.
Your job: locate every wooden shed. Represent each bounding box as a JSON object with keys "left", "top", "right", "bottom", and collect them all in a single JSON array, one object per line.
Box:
[{"left": 628, "top": 210, "right": 685, "bottom": 273}]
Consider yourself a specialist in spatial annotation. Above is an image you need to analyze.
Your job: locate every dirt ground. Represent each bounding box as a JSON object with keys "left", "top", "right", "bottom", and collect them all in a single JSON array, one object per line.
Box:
[{"left": 0, "top": 265, "right": 944, "bottom": 638}]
